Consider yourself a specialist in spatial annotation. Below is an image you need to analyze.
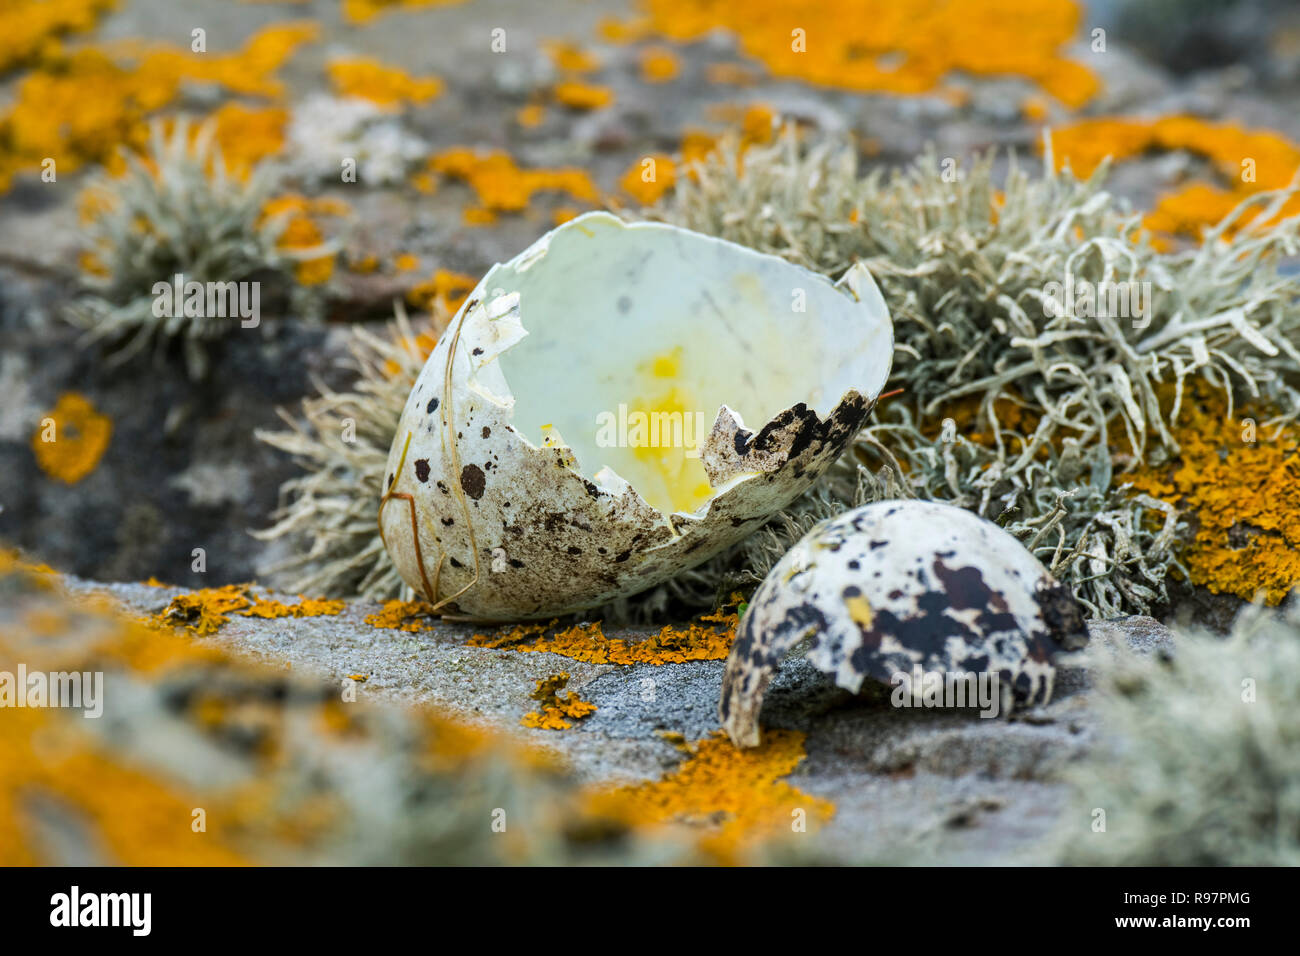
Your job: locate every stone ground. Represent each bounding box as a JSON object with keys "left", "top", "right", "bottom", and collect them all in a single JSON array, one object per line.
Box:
[
  {"left": 62, "top": 577, "right": 1173, "bottom": 864},
  {"left": 1, "top": 0, "right": 1295, "bottom": 864}
]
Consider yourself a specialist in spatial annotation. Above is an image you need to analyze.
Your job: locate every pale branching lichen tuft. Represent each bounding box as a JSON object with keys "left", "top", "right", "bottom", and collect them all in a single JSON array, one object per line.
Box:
[
  {"left": 253, "top": 306, "right": 443, "bottom": 600},
  {"left": 1057, "top": 601, "right": 1300, "bottom": 865},
  {"left": 646, "top": 128, "right": 1300, "bottom": 617},
  {"left": 70, "top": 119, "right": 330, "bottom": 378}
]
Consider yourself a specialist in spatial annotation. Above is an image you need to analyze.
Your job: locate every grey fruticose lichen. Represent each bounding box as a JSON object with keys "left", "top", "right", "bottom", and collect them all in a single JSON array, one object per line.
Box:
[
  {"left": 255, "top": 306, "right": 440, "bottom": 600},
  {"left": 71, "top": 119, "right": 331, "bottom": 379},
  {"left": 651, "top": 128, "right": 1300, "bottom": 619},
  {"left": 377, "top": 211, "right": 893, "bottom": 620}
]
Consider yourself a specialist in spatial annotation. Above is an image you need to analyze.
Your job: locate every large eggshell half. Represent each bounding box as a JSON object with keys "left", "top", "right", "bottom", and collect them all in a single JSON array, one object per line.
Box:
[
  {"left": 379, "top": 212, "right": 893, "bottom": 620},
  {"left": 720, "top": 500, "right": 1089, "bottom": 747}
]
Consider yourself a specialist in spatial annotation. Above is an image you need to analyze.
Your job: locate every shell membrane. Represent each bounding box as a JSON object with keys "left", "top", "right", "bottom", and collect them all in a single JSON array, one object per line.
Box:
[
  {"left": 721, "top": 500, "right": 1089, "bottom": 747},
  {"left": 379, "top": 212, "right": 893, "bottom": 620}
]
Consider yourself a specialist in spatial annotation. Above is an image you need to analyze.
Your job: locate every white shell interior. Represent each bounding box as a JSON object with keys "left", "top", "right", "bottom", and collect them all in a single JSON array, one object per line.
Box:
[{"left": 482, "top": 212, "right": 892, "bottom": 516}]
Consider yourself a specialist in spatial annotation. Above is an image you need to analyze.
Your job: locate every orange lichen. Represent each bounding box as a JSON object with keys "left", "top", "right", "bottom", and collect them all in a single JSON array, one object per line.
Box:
[
  {"left": 30, "top": 392, "right": 112, "bottom": 485},
  {"left": 520, "top": 673, "right": 597, "bottom": 730},
  {"left": 1021, "top": 95, "right": 1049, "bottom": 122},
  {"left": 326, "top": 57, "right": 444, "bottom": 109},
  {"left": 0, "top": 0, "right": 117, "bottom": 73},
  {"left": 350, "top": 253, "right": 380, "bottom": 274},
  {"left": 515, "top": 103, "right": 546, "bottom": 128},
  {"left": 681, "top": 128, "right": 721, "bottom": 166},
  {"left": 196, "top": 103, "right": 287, "bottom": 180},
  {"left": 151, "top": 584, "right": 252, "bottom": 637},
  {"left": 260, "top": 194, "right": 347, "bottom": 285},
  {"left": 240, "top": 596, "right": 346, "bottom": 619},
  {"left": 342, "top": 0, "right": 466, "bottom": 25},
  {"left": 405, "top": 268, "right": 476, "bottom": 314},
  {"left": 636, "top": 0, "right": 1098, "bottom": 108},
  {"left": 393, "top": 252, "right": 421, "bottom": 272},
  {"left": 584, "top": 730, "right": 834, "bottom": 864},
  {"left": 553, "top": 79, "right": 615, "bottom": 111},
  {"left": 620, "top": 153, "right": 677, "bottom": 205},
  {"left": 596, "top": 15, "right": 653, "bottom": 45},
  {"left": 364, "top": 599, "right": 435, "bottom": 631},
  {"left": 551, "top": 205, "right": 581, "bottom": 225},
  {"left": 545, "top": 40, "right": 601, "bottom": 74},
  {"left": 424, "top": 147, "right": 599, "bottom": 217},
  {"left": 1049, "top": 116, "right": 1300, "bottom": 238},
  {"left": 1127, "top": 389, "right": 1300, "bottom": 605},
  {"left": 0, "top": 546, "right": 559, "bottom": 866},
  {"left": 639, "top": 45, "right": 681, "bottom": 83},
  {"left": 470, "top": 606, "right": 738, "bottom": 665},
  {"left": 0, "top": 22, "right": 317, "bottom": 191}
]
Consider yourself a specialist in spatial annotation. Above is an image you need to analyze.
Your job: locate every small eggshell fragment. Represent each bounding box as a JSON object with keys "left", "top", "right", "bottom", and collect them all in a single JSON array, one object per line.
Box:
[
  {"left": 720, "top": 500, "right": 1089, "bottom": 747},
  {"left": 379, "top": 212, "right": 893, "bottom": 620}
]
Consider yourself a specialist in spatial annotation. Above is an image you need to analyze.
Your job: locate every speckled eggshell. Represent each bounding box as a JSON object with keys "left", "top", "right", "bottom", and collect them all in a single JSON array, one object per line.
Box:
[
  {"left": 720, "top": 500, "right": 1089, "bottom": 747},
  {"left": 379, "top": 212, "right": 894, "bottom": 620}
]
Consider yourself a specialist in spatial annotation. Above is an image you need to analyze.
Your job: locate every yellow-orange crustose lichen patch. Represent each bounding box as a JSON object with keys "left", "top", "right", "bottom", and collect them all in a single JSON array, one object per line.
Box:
[
  {"left": 552, "top": 79, "right": 615, "bottom": 111},
  {"left": 545, "top": 40, "right": 602, "bottom": 74},
  {"left": 30, "top": 392, "right": 112, "bottom": 484},
  {"left": 470, "top": 607, "right": 738, "bottom": 665},
  {"left": 620, "top": 153, "right": 677, "bottom": 205},
  {"left": 634, "top": 0, "right": 1098, "bottom": 108},
  {"left": 260, "top": 194, "right": 348, "bottom": 285},
  {"left": 0, "top": 22, "right": 318, "bottom": 191},
  {"left": 639, "top": 45, "right": 681, "bottom": 83},
  {"left": 424, "top": 147, "right": 599, "bottom": 224},
  {"left": 151, "top": 584, "right": 251, "bottom": 636},
  {"left": 584, "top": 730, "right": 833, "bottom": 864},
  {"left": 620, "top": 106, "right": 777, "bottom": 206},
  {"left": 520, "top": 673, "right": 597, "bottom": 730},
  {"left": 342, "top": 0, "right": 466, "bottom": 25},
  {"left": 326, "top": 57, "right": 444, "bottom": 109},
  {"left": 365, "top": 599, "right": 436, "bottom": 631},
  {"left": 1127, "top": 390, "right": 1300, "bottom": 605},
  {"left": 203, "top": 103, "right": 288, "bottom": 180},
  {"left": 515, "top": 103, "right": 546, "bottom": 128},
  {"left": 150, "top": 585, "right": 343, "bottom": 635},
  {"left": 0, "top": 0, "right": 117, "bottom": 73},
  {"left": 0, "top": 551, "right": 556, "bottom": 865},
  {"left": 406, "top": 268, "right": 476, "bottom": 315},
  {"left": 241, "top": 596, "right": 346, "bottom": 619},
  {"left": 1049, "top": 116, "right": 1300, "bottom": 238}
]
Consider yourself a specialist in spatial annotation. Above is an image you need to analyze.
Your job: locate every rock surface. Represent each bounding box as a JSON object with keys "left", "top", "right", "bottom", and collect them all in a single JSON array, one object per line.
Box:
[{"left": 67, "top": 577, "right": 1175, "bottom": 864}]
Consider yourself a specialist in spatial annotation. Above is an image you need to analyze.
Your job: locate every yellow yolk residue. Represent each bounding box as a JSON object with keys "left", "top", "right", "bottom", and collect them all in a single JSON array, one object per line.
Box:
[{"left": 626, "top": 348, "right": 713, "bottom": 515}]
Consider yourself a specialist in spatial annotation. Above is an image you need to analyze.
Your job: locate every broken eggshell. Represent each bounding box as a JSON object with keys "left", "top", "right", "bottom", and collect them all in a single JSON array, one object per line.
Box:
[
  {"left": 720, "top": 500, "right": 1089, "bottom": 747},
  {"left": 378, "top": 211, "right": 893, "bottom": 620}
]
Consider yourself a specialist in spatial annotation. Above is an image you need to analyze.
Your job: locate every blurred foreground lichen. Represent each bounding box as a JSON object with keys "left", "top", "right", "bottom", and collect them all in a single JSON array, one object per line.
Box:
[
  {"left": 1055, "top": 601, "right": 1300, "bottom": 865},
  {"left": 0, "top": 550, "right": 829, "bottom": 865}
]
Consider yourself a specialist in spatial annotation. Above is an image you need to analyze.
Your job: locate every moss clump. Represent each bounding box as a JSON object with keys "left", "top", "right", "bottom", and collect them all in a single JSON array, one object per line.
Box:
[{"left": 1056, "top": 602, "right": 1300, "bottom": 865}]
